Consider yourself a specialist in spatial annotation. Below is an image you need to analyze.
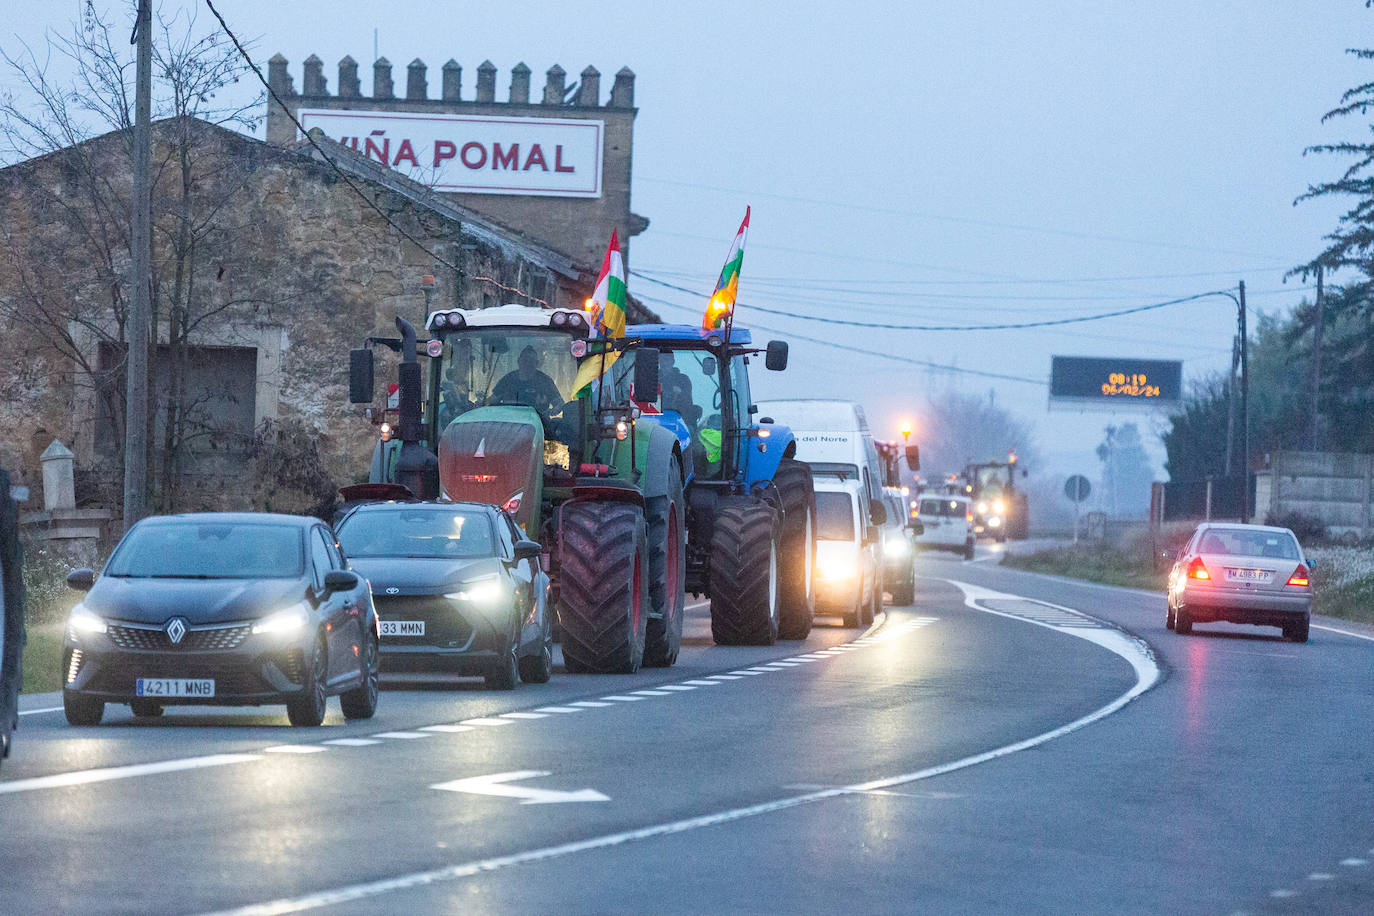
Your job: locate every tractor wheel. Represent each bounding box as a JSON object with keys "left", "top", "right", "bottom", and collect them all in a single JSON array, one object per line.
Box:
[
  {"left": 770, "top": 458, "right": 817, "bottom": 641},
  {"left": 559, "top": 501, "right": 648, "bottom": 674},
  {"left": 709, "top": 501, "right": 781, "bottom": 646},
  {"left": 643, "top": 456, "right": 686, "bottom": 668}
]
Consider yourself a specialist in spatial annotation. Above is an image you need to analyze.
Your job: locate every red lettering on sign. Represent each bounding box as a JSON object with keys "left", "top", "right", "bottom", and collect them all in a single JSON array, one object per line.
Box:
[
  {"left": 433, "top": 140, "right": 456, "bottom": 166},
  {"left": 523, "top": 144, "right": 548, "bottom": 171},
  {"left": 363, "top": 130, "right": 389, "bottom": 165},
  {"left": 392, "top": 139, "right": 419, "bottom": 168},
  {"left": 555, "top": 145, "right": 575, "bottom": 173},
  {"left": 460, "top": 142, "right": 487, "bottom": 169},
  {"left": 492, "top": 142, "right": 519, "bottom": 170}
]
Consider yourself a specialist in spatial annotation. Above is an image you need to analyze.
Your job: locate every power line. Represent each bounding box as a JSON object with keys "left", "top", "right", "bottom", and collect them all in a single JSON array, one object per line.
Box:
[
  {"left": 635, "top": 264, "right": 1295, "bottom": 287},
  {"left": 203, "top": 0, "right": 549, "bottom": 306},
  {"left": 631, "top": 271, "right": 1240, "bottom": 331}
]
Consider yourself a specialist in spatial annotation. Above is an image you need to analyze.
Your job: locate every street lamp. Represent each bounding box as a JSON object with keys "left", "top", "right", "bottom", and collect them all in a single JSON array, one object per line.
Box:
[{"left": 899, "top": 421, "right": 912, "bottom": 442}]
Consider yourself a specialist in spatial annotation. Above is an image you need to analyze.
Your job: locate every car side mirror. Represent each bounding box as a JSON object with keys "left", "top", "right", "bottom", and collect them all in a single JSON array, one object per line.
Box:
[
  {"left": 349, "top": 348, "right": 374, "bottom": 404},
  {"left": 514, "top": 539, "right": 542, "bottom": 561},
  {"left": 323, "top": 570, "right": 361, "bottom": 594},
  {"left": 904, "top": 444, "right": 920, "bottom": 471},
  {"left": 765, "top": 340, "right": 788, "bottom": 371},
  {"left": 633, "top": 347, "right": 660, "bottom": 403},
  {"left": 66, "top": 568, "right": 94, "bottom": 591},
  {"left": 868, "top": 499, "right": 887, "bottom": 526}
]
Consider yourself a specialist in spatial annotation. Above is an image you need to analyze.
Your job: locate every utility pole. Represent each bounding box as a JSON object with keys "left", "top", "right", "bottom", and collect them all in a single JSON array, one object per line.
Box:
[
  {"left": 1224, "top": 333, "right": 1238, "bottom": 477},
  {"left": 123, "top": 0, "right": 152, "bottom": 532},
  {"left": 1238, "top": 280, "right": 1249, "bottom": 524},
  {"left": 1305, "top": 266, "right": 1324, "bottom": 451}
]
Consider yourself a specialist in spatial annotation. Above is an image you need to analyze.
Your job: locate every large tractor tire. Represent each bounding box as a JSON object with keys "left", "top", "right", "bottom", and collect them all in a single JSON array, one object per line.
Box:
[
  {"left": 709, "top": 501, "right": 781, "bottom": 646},
  {"left": 643, "top": 456, "right": 687, "bottom": 668},
  {"left": 559, "top": 501, "right": 649, "bottom": 674},
  {"left": 769, "top": 458, "right": 817, "bottom": 641}
]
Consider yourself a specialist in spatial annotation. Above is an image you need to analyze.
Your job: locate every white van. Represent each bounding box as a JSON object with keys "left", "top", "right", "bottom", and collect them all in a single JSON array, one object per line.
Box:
[
  {"left": 913, "top": 493, "right": 976, "bottom": 560},
  {"left": 812, "top": 475, "right": 882, "bottom": 628},
  {"left": 756, "top": 399, "right": 884, "bottom": 524}
]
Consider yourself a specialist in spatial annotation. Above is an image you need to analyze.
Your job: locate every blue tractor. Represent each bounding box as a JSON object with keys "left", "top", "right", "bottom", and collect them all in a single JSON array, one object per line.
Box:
[{"left": 622, "top": 323, "right": 817, "bottom": 647}]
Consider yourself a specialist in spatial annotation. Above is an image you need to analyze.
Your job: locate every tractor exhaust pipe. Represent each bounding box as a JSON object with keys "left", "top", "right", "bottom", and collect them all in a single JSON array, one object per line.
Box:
[{"left": 393, "top": 316, "right": 439, "bottom": 499}]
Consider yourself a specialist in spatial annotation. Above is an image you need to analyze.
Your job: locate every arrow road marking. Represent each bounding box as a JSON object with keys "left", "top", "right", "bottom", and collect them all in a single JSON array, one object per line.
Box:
[{"left": 431, "top": 770, "right": 609, "bottom": 805}]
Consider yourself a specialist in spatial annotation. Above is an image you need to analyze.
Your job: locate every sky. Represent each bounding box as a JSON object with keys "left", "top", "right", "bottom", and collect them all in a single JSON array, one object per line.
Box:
[{"left": 4, "top": 1, "right": 1369, "bottom": 505}]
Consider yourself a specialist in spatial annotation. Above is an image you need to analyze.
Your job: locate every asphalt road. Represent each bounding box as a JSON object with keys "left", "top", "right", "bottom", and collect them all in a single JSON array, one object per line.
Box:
[{"left": 3, "top": 545, "right": 1372, "bottom": 915}]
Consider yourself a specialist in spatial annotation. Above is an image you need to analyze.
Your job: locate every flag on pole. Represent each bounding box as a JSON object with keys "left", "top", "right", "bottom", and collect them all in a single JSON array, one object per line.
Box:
[
  {"left": 703, "top": 206, "right": 749, "bottom": 330},
  {"left": 572, "top": 231, "right": 628, "bottom": 395}
]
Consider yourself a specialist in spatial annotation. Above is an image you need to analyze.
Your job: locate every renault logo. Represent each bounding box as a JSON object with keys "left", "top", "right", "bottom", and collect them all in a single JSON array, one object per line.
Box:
[
  {"left": 385, "top": 587, "right": 400, "bottom": 595},
  {"left": 165, "top": 618, "right": 187, "bottom": 644}
]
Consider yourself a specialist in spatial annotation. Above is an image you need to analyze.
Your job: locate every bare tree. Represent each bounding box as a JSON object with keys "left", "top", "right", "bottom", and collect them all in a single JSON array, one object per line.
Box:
[{"left": 0, "top": 1, "right": 274, "bottom": 511}]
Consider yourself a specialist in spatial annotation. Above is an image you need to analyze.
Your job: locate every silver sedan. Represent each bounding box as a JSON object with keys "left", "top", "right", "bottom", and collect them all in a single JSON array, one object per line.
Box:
[{"left": 1165, "top": 523, "right": 1313, "bottom": 642}]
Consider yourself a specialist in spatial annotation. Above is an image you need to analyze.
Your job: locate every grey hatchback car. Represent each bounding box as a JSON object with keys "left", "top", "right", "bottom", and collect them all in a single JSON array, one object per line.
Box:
[{"left": 1165, "top": 523, "right": 1313, "bottom": 642}]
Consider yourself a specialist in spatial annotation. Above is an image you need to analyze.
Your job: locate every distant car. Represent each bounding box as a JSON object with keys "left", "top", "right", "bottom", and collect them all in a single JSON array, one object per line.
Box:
[
  {"left": 334, "top": 502, "right": 553, "bottom": 689},
  {"left": 881, "top": 489, "right": 917, "bottom": 605},
  {"left": 913, "top": 494, "right": 976, "bottom": 561},
  {"left": 813, "top": 476, "right": 882, "bottom": 628},
  {"left": 61, "top": 513, "right": 379, "bottom": 727},
  {"left": 1165, "top": 523, "right": 1313, "bottom": 642}
]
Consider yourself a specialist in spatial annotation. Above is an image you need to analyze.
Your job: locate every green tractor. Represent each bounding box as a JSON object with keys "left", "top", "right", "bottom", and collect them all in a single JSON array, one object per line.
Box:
[{"left": 348, "top": 304, "right": 688, "bottom": 673}]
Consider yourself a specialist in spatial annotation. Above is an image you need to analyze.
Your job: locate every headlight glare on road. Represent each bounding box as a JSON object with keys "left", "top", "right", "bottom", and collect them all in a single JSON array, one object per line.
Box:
[
  {"left": 252, "top": 603, "right": 310, "bottom": 636},
  {"left": 446, "top": 577, "right": 505, "bottom": 606},
  {"left": 67, "top": 605, "right": 107, "bottom": 635},
  {"left": 816, "top": 541, "right": 859, "bottom": 580}
]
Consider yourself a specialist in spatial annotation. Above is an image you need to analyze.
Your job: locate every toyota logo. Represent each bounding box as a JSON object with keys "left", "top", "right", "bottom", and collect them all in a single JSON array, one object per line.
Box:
[
  {"left": 165, "top": 618, "right": 187, "bottom": 644},
  {"left": 385, "top": 587, "right": 400, "bottom": 595}
]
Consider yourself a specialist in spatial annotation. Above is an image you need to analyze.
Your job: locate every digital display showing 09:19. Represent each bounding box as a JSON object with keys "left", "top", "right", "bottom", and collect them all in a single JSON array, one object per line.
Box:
[
  {"left": 1101, "top": 373, "right": 1161, "bottom": 398},
  {"left": 1048, "top": 356, "right": 1182, "bottom": 405}
]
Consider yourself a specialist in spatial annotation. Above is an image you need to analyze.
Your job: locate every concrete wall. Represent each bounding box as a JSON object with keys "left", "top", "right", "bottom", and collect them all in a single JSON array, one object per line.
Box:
[
  {"left": 1254, "top": 451, "right": 1373, "bottom": 538},
  {"left": 266, "top": 55, "right": 646, "bottom": 268}
]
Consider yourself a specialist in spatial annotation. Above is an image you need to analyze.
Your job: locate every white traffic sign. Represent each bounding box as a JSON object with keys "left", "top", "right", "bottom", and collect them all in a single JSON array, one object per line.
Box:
[{"left": 430, "top": 770, "right": 609, "bottom": 805}]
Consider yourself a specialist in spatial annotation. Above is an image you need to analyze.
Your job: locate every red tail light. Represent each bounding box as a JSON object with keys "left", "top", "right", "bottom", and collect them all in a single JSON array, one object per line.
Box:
[
  {"left": 966, "top": 513, "right": 974, "bottom": 523},
  {"left": 1187, "top": 557, "right": 1211, "bottom": 580},
  {"left": 1287, "top": 564, "right": 1310, "bottom": 587}
]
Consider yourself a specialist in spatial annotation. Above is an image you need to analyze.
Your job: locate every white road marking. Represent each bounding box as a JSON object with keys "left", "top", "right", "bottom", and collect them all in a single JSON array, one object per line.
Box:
[
  {"left": 0, "top": 753, "right": 261, "bottom": 796},
  {"left": 656, "top": 685, "right": 697, "bottom": 692},
  {"left": 17, "top": 706, "right": 63, "bottom": 716},
  {"left": 459, "top": 718, "right": 514, "bottom": 727},
  {"left": 745, "top": 666, "right": 782, "bottom": 672},
  {"left": 707, "top": 674, "right": 744, "bottom": 680},
  {"left": 263, "top": 745, "right": 328, "bottom": 755},
  {"left": 500, "top": 712, "right": 547, "bottom": 720},
  {"left": 768, "top": 661, "right": 801, "bottom": 667},
  {"left": 420, "top": 725, "right": 474, "bottom": 733},
  {"left": 1339, "top": 858, "right": 1368, "bottom": 866},
  {"left": 1308, "top": 873, "right": 1334, "bottom": 881},
  {"left": 630, "top": 690, "right": 671, "bottom": 697},
  {"left": 373, "top": 731, "right": 431, "bottom": 740},
  {"left": 1313, "top": 624, "right": 1374, "bottom": 643},
  {"left": 681, "top": 680, "right": 722, "bottom": 686},
  {"left": 534, "top": 707, "right": 583, "bottom": 713},
  {"left": 729, "top": 670, "right": 765, "bottom": 676},
  {"left": 1269, "top": 889, "right": 1298, "bottom": 898},
  {"left": 323, "top": 738, "right": 382, "bottom": 747},
  {"left": 199, "top": 595, "right": 1154, "bottom": 916},
  {"left": 567, "top": 701, "right": 612, "bottom": 708},
  {"left": 600, "top": 695, "right": 645, "bottom": 702},
  {"left": 431, "top": 770, "right": 610, "bottom": 805}
]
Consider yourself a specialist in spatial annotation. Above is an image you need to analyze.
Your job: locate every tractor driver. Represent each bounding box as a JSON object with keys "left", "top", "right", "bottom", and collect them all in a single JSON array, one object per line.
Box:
[{"left": 492, "top": 345, "right": 564, "bottom": 418}]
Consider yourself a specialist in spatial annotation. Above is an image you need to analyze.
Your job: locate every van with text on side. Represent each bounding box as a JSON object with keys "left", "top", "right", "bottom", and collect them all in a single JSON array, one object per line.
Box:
[{"left": 754, "top": 399, "right": 884, "bottom": 527}]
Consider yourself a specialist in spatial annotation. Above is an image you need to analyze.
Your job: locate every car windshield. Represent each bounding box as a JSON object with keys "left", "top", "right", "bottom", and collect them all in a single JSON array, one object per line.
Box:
[
  {"left": 337, "top": 508, "right": 496, "bottom": 559},
  {"left": 921, "top": 498, "right": 967, "bottom": 518},
  {"left": 105, "top": 522, "right": 304, "bottom": 579},
  {"left": 810, "top": 462, "right": 860, "bottom": 482},
  {"left": 1197, "top": 528, "right": 1301, "bottom": 560},
  {"left": 437, "top": 328, "right": 582, "bottom": 428},
  {"left": 815, "top": 492, "right": 855, "bottom": 540}
]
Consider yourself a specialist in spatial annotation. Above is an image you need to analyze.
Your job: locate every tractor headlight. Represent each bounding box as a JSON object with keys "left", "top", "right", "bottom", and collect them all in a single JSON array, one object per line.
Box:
[
  {"left": 976, "top": 501, "right": 989, "bottom": 514},
  {"left": 993, "top": 499, "right": 1006, "bottom": 515},
  {"left": 816, "top": 541, "right": 859, "bottom": 580},
  {"left": 988, "top": 516, "right": 1002, "bottom": 528}
]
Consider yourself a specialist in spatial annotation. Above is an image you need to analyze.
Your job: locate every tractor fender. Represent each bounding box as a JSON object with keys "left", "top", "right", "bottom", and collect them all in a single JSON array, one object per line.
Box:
[
  {"left": 741, "top": 422, "right": 797, "bottom": 492},
  {"left": 640, "top": 421, "right": 686, "bottom": 500}
]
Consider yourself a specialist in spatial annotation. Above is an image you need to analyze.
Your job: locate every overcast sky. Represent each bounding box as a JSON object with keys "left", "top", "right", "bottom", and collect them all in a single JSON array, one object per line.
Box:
[{"left": 5, "top": 1, "right": 1369, "bottom": 496}]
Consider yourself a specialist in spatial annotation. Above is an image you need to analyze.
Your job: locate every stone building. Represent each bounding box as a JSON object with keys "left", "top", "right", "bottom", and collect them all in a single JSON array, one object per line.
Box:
[
  {"left": 264, "top": 54, "right": 648, "bottom": 267},
  {"left": 0, "top": 117, "right": 654, "bottom": 521}
]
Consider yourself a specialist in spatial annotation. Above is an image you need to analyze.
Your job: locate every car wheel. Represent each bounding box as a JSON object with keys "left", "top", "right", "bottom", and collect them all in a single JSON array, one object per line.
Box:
[
  {"left": 287, "top": 633, "right": 328, "bottom": 727},
  {"left": 486, "top": 643, "right": 520, "bottom": 690},
  {"left": 129, "top": 699, "right": 164, "bottom": 718},
  {"left": 519, "top": 614, "right": 554, "bottom": 685},
  {"left": 63, "top": 692, "right": 103, "bottom": 727},
  {"left": 1285, "top": 614, "right": 1310, "bottom": 643},
  {"left": 1166, "top": 603, "right": 1176, "bottom": 631},
  {"left": 1174, "top": 604, "right": 1193, "bottom": 636},
  {"left": 963, "top": 540, "right": 975, "bottom": 561},
  {"left": 340, "top": 628, "right": 379, "bottom": 720}
]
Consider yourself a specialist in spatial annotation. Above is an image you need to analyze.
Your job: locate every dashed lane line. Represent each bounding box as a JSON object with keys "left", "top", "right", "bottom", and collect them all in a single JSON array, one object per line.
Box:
[
  {"left": 17, "top": 706, "right": 63, "bottom": 717},
  {"left": 600, "top": 695, "right": 646, "bottom": 702},
  {"left": 499, "top": 712, "right": 548, "bottom": 720},
  {"left": 323, "top": 738, "right": 382, "bottom": 747},
  {"left": 534, "top": 706, "right": 584, "bottom": 713},
  {"left": 371, "top": 731, "right": 431, "bottom": 740},
  {"left": 195, "top": 590, "right": 1154, "bottom": 916},
  {"left": 631, "top": 690, "right": 672, "bottom": 697},
  {"left": 460, "top": 718, "right": 514, "bottom": 727},
  {"left": 264, "top": 745, "right": 329, "bottom": 755},
  {"left": 567, "top": 701, "right": 613, "bottom": 708}
]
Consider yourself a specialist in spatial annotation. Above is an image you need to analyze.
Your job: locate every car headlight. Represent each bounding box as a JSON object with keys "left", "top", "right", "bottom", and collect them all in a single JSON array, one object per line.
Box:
[
  {"left": 67, "top": 605, "right": 107, "bottom": 635},
  {"left": 252, "top": 602, "right": 310, "bottom": 636},
  {"left": 816, "top": 541, "right": 859, "bottom": 580},
  {"left": 976, "top": 501, "right": 989, "bottom": 514},
  {"left": 445, "top": 577, "right": 506, "bottom": 606},
  {"left": 993, "top": 499, "right": 1005, "bottom": 514},
  {"left": 883, "top": 537, "right": 909, "bottom": 558},
  {"left": 988, "top": 516, "right": 1002, "bottom": 527}
]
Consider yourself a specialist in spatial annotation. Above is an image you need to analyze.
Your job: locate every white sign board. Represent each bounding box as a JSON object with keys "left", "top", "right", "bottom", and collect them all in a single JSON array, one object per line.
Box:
[{"left": 297, "top": 109, "right": 604, "bottom": 198}]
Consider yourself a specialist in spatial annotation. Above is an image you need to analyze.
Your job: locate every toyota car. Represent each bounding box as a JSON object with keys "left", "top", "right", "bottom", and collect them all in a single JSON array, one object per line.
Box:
[
  {"left": 334, "top": 501, "right": 553, "bottom": 689},
  {"left": 62, "top": 513, "right": 380, "bottom": 726}
]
